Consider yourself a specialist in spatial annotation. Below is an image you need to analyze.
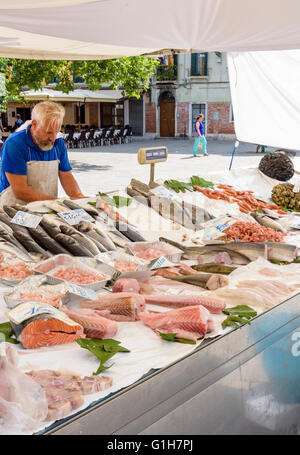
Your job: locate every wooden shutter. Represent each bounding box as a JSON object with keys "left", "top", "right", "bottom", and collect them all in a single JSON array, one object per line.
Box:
[{"left": 191, "top": 53, "right": 198, "bottom": 76}]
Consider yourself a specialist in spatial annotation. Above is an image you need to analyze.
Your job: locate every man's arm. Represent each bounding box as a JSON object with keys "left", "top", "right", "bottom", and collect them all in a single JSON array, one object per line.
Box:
[
  {"left": 5, "top": 173, "right": 57, "bottom": 202},
  {"left": 59, "top": 170, "right": 86, "bottom": 199}
]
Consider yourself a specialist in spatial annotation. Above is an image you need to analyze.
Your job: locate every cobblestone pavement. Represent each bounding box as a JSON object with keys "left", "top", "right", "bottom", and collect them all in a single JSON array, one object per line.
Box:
[{"left": 59, "top": 138, "right": 299, "bottom": 196}]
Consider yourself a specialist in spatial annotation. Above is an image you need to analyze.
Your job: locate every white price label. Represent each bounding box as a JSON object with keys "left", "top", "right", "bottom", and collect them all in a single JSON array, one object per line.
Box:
[
  {"left": 11, "top": 211, "right": 42, "bottom": 229},
  {"left": 58, "top": 209, "right": 95, "bottom": 226},
  {"left": 66, "top": 282, "right": 98, "bottom": 300}
]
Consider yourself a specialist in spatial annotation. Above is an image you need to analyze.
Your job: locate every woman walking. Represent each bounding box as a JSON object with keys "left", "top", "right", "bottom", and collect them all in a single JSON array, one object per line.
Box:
[{"left": 193, "top": 113, "right": 208, "bottom": 157}]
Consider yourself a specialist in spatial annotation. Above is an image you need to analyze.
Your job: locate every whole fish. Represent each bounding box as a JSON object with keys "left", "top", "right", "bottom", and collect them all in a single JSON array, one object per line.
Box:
[
  {"left": 63, "top": 199, "right": 99, "bottom": 218},
  {"left": 0, "top": 224, "right": 29, "bottom": 253},
  {"left": 0, "top": 240, "right": 32, "bottom": 262},
  {"left": 0, "top": 221, "right": 30, "bottom": 253},
  {"left": 251, "top": 212, "right": 287, "bottom": 233},
  {"left": 12, "top": 229, "right": 50, "bottom": 258},
  {"left": 160, "top": 237, "right": 297, "bottom": 263},
  {"left": 168, "top": 273, "right": 228, "bottom": 290},
  {"left": 77, "top": 222, "right": 113, "bottom": 251},
  {"left": 44, "top": 200, "right": 71, "bottom": 213},
  {"left": 3, "top": 205, "right": 18, "bottom": 219},
  {"left": 28, "top": 225, "right": 70, "bottom": 255},
  {"left": 55, "top": 233, "right": 94, "bottom": 257},
  {"left": 71, "top": 233, "right": 101, "bottom": 256},
  {"left": 40, "top": 217, "right": 62, "bottom": 238},
  {"left": 192, "top": 263, "right": 237, "bottom": 274},
  {"left": 114, "top": 220, "right": 146, "bottom": 242}
]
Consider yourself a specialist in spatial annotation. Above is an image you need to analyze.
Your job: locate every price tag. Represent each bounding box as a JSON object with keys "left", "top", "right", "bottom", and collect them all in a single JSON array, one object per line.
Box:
[
  {"left": 150, "top": 256, "right": 175, "bottom": 270},
  {"left": 11, "top": 211, "right": 42, "bottom": 229},
  {"left": 58, "top": 209, "right": 95, "bottom": 226},
  {"left": 66, "top": 282, "right": 98, "bottom": 300}
]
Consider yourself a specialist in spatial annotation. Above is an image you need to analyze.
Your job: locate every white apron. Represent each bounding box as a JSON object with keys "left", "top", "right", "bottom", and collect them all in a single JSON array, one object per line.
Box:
[{"left": 0, "top": 135, "right": 60, "bottom": 207}]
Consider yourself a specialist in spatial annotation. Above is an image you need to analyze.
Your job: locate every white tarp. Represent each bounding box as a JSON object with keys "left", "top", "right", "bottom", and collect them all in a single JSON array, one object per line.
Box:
[
  {"left": 21, "top": 88, "right": 123, "bottom": 102},
  {"left": 228, "top": 51, "right": 300, "bottom": 150},
  {"left": 1, "top": 0, "right": 300, "bottom": 59}
]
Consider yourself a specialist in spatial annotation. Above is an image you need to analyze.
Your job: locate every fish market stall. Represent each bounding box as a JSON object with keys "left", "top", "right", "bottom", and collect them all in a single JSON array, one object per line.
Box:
[{"left": 0, "top": 166, "right": 300, "bottom": 435}]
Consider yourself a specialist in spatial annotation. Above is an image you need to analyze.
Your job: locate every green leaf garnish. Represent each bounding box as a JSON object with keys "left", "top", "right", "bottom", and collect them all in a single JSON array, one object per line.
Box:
[
  {"left": 190, "top": 176, "right": 214, "bottom": 188},
  {"left": 157, "top": 330, "right": 196, "bottom": 344},
  {"left": 76, "top": 338, "right": 130, "bottom": 375},
  {"left": 112, "top": 196, "right": 132, "bottom": 208},
  {"left": 221, "top": 305, "right": 257, "bottom": 330},
  {"left": 0, "top": 322, "right": 19, "bottom": 344}
]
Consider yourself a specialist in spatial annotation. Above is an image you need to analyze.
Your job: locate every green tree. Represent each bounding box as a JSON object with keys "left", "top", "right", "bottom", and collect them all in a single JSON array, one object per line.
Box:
[{"left": 0, "top": 57, "right": 159, "bottom": 111}]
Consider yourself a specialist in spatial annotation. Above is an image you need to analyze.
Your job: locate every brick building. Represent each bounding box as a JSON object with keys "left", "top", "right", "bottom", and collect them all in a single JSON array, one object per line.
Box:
[{"left": 125, "top": 52, "right": 236, "bottom": 139}]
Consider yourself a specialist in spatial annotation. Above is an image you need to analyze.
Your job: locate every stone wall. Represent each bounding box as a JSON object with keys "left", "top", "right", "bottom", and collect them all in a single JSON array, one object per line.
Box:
[
  {"left": 145, "top": 100, "right": 156, "bottom": 134},
  {"left": 176, "top": 102, "right": 189, "bottom": 135},
  {"left": 207, "top": 102, "right": 235, "bottom": 135}
]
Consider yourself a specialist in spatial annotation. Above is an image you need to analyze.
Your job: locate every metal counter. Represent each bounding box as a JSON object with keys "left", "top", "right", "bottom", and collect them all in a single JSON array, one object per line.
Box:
[{"left": 45, "top": 292, "right": 300, "bottom": 435}]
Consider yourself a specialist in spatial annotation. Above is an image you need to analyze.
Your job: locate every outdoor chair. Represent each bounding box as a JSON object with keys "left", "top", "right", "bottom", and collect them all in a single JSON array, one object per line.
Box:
[
  {"left": 103, "top": 127, "right": 115, "bottom": 146},
  {"left": 78, "top": 130, "right": 89, "bottom": 148},
  {"left": 94, "top": 128, "right": 106, "bottom": 146},
  {"left": 87, "top": 129, "right": 96, "bottom": 147}
]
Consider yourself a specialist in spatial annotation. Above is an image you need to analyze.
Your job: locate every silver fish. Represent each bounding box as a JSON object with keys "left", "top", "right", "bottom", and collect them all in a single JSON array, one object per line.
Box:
[
  {"left": 55, "top": 233, "right": 94, "bottom": 257},
  {"left": 0, "top": 240, "right": 32, "bottom": 262},
  {"left": 12, "top": 229, "right": 50, "bottom": 258},
  {"left": 71, "top": 233, "right": 101, "bottom": 256},
  {"left": 114, "top": 220, "right": 146, "bottom": 242},
  {"left": 251, "top": 212, "right": 287, "bottom": 233},
  {"left": 3, "top": 205, "right": 18, "bottom": 219},
  {"left": 28, "top": 225, "right": 70, "bottom": 255},
  {"left": 44, "top": 200, "right": 71, "bottom": 213}
]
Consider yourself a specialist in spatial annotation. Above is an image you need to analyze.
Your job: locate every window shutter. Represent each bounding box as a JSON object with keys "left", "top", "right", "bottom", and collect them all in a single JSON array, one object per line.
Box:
[
  {"left": 203, "top": 52, "right": 208, "bottom": 76},
  {"left": 191, "top": 53, "right": 198, "bottom": 76}
]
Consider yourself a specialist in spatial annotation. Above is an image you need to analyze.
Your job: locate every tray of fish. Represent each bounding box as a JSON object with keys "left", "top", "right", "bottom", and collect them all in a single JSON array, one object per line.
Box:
[
  {"left": 3, "top": 275, "right": 68, "bottom": 309},
  {"left": 124, "top": 240, "right": 183, "bottom": 263},
  {"left": 33, "top": 254, "right": 115, "bottom": 291},
  {"left": 96, "top": 251, "right": 150, "bottom": 274}
]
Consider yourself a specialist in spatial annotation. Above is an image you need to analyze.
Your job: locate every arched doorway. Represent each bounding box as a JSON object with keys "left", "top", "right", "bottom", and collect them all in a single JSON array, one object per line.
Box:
[{"left": 159, "top": 91, "right": 175, "bottom": 137}]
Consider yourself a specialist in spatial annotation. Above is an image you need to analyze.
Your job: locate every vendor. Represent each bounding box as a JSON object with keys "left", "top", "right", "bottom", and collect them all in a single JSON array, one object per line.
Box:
[{"left": 0, "top": 101, "right": 86, "bottom": 206}]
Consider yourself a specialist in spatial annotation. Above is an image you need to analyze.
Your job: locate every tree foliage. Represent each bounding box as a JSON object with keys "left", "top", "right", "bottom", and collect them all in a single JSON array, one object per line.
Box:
[{"left": 0, "top": 57, "right": 159, "bottom": 111}]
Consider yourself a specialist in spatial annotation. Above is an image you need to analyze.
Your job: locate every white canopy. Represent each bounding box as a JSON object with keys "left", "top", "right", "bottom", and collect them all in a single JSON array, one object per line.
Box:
[
  {"left": 21, "top": 88, "right": 123, "bottom": 102},
  {"left": 0, "top": 0, "right": 300, "bottom": 59},
  {"left": 1, "top": 0, "right": 300, "bottom": 149}
]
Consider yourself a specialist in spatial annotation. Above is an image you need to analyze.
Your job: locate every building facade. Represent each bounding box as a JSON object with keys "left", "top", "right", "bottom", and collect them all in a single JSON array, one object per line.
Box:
[{"left": 125, "top": 52, "right": 235, "bottom": 139}]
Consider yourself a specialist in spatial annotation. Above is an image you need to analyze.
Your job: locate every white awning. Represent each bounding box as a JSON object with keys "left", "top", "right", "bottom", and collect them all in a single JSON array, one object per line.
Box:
[
  {"left": 21, "top": 88, "right": 123, "bottom": 103},
  {"left": 0, "top": 0, "right": 300, "bottom": 59}
]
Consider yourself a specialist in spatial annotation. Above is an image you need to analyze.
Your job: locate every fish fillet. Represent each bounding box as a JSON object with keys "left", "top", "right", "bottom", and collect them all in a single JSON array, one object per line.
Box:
[
  {"left": 140, "top": 305, "right": 210, "bottom": 340},
  {"left": 144, "top": 294, "right": 225, "bottom": 314},
  {"left": 80, "top": 292, "right": 146, "bottom": 321},
  {"left": 61, "top": 306, "right": 118, "bottom": 339}
]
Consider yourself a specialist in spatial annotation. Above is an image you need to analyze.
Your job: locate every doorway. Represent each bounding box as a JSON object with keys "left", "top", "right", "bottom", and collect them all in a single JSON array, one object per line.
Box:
[{"left": 159, "top": 91, "right": 175, "bottom": 137}]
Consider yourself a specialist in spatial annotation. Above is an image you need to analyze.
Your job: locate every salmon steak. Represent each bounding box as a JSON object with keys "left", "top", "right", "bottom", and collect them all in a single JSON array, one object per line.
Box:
[
  {"left": 140, "top": 305, "right": 211, "bottom": 341},
  {"left": 14, "top": 315, "right": 85, "bottom": 349},
  {"left": 6, "top": 302, "right": 85, "bottom": 349},
  {"left": 80, "top": 292, "right": 146, "bottom": 321},
  {"left": 144, "top": 294, "right": 226, "bottom": 314}
]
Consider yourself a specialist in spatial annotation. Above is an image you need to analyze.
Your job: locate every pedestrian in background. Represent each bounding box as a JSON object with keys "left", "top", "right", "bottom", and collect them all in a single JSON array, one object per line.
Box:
[
  {"left": 193, "top": 113, "right": 208, "bottom": 157},
  {"left": 12, "top": 114, "right": 24, "bottom": 132}
]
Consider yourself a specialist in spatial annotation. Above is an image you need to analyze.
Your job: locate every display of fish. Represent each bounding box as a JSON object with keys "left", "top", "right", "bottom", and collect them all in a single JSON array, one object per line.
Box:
[
  {"left": 55, "top": 233, "right": 94, "bottom": 257},
  {"left": 0, "top": 241, "right": 32, "bottom": 262},
  {"left": 77, "top": 221, "right": 115, "bottom": 251},
  {"left": 0, "top": 222, "right": 30, "bottom": 253},
  {"left": 251, "top": 212, "right": 287, "bottom": 233},
  {"left": 61, "top": 306, "right": 118, "bottom": 339},
  {"left": 59, "top": 224, "right": 101, "bottom": 256},
  {"left": 192, "top": 263, "right": 237, "bottom": 274}
]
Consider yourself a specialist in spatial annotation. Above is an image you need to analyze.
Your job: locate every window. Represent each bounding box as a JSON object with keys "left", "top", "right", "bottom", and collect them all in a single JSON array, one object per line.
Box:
[
  {"left": 192, "top": 104, "right": 206, "bottom": 136},
  {"left": 191, "top": 53, "right": 208, "bottom": 76},
  {"left": 73, "top": 73, "right": 84, "bottom": 83}
]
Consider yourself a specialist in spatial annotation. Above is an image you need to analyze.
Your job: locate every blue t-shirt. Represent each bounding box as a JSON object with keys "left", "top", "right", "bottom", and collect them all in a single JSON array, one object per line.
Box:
[
  {"left": 195, "top": 120, "right": 204, "bottom": 136},
  {"left": 0, "top": 125, "right": 72, "bottom": 192}
]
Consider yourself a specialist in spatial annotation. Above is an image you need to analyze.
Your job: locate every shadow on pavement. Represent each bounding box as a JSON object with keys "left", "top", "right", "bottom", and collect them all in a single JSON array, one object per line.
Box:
[{"left": 70, "top": 161, "right": 112, "bottom": 172}]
